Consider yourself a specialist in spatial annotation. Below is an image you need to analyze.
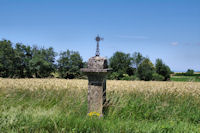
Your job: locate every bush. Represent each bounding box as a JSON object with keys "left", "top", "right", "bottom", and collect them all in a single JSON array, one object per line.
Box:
[
  {"left": 185, "top": 69, "right": 194, "bottom": 76},
  {"left": 108, "top": 72, "right": 121, "bottom": 80},
  {"left": 120, "top": 74, "right": 137, "bottom": 80},
  {"left": 152, "top": 73, "right": 165, "bottom": 81}
]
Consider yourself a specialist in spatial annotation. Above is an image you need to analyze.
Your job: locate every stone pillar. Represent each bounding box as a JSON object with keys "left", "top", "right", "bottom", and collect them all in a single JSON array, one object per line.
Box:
[{"left": 81, "top": 56, "right": 111, "bottom": 116}]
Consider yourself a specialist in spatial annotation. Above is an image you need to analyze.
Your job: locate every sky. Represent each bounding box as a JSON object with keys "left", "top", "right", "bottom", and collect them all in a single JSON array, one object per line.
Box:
[{"left": 0, "top": 0, "right": 200, "bottom": 72}]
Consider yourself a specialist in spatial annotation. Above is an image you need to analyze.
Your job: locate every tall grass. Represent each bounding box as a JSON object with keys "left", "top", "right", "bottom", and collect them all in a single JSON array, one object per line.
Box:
[{"left": 0, "top": 78, "right": 200, "bottom": 132}]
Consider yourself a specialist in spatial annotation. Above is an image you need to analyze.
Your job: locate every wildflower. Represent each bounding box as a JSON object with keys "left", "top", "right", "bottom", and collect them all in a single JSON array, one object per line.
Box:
[{"left": 88, "top": 112, "right": 100, "bottom": 117}]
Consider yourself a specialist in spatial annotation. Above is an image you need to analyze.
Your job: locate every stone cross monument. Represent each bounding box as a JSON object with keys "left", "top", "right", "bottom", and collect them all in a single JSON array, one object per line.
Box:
[{"left": 81, "top": 35, "right": 111, "bottom": 116}]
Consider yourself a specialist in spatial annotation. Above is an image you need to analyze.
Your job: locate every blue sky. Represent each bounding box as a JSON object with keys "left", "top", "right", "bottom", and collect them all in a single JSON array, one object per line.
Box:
[{"left": 0, "top": 0, "right": 200, "bottom": 72}]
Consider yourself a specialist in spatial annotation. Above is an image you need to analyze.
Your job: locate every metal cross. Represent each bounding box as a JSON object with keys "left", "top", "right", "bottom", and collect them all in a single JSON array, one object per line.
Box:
[{"left": 95, "top": 35, "right": 103, "bottom": 56}]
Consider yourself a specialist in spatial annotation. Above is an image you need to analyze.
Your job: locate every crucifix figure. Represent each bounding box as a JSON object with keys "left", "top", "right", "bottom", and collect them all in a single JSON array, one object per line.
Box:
[{"left": 95, "top": 35, "right": 103, "bottom": 56}]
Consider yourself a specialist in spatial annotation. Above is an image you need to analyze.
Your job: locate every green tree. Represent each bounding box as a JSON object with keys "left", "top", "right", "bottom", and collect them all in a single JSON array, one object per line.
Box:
[
  {"left": 29, "top": 46, "right": 56, "bottom": 78},
  {"left": 57, "top": 50, "right": 83, "bottom": 79},
  {"left": 137, "top": 58, "right": 155, "bottom": 81},
  {"left": 13, "top": 43, "right": 25, "bottom": 78},
  {"left": 0, "top": 40, "right": 15, "bottom": 77},
  {"left": 23, "top": 45, "right": 33, "bottom": 77},
  {"left": 132, "top": 52, "right": 145, "bottom": 69},
  {"left": 109, "top": 51, "right": 133, "bottom": 79},
  {"left": 155, "top": 59, "right": 171, "bottom": 81},
  {"left": 13, "top": 43, "right": 33, "bottom": 78}
]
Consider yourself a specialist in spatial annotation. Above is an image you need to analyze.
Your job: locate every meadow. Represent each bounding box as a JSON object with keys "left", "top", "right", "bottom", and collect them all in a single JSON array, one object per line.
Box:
[
  {"left": 171, "top": 73, "right": 200, "bottom": 82},
  {"left": 171, "top": 75, "right": 200, "bottom": 82},
  {"left": 1, "top": 78, "right": 200, "bottom": 132}
]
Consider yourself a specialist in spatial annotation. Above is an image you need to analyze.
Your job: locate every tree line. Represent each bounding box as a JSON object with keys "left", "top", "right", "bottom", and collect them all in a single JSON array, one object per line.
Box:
[
  {"left": 0, "top": 39, "right": 171, "bottom": 81},
  {"left": 108, "top": 51, "right": 171, "bottom": 81},
  {"left": 174, "top": 69, "right": 197, "bottom": 76}
]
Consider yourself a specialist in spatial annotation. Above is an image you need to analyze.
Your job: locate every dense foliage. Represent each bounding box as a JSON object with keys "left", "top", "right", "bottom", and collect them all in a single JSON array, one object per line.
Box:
[
  {"left": 57, "top": 50, "right": 83, "bottom": 79},
  {"left": 155, "top": 59, "right": 171, "bottom": 81},
  {"left": 109, "top": 52, "right": 172, "bottom": 81},
  {"left": 0, "top": 40, "right": 15, "bottom": 78},
  {"left": 137, "top": 58, "right": 155, "bottom": 81},
  {"left": 0, "top": 39, "right": 83, "bottom": 78},
  {"left": 0, "top": 39, "right": 175, "bottom": 81},
  {"left": 109, "top": 52, "right": 134, "bottom": 79}
]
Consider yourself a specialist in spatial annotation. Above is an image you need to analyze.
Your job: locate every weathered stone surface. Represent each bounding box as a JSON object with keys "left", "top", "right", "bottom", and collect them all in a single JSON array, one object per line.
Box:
[
  {"left": 81, "top": 68, "right": 111, "bottom": 73},
  {"left": 88, "top": 56, "right": 108, "bottom": 69},
  {"left": 81, "top": 56, "right": 111, "bottom": 116}
]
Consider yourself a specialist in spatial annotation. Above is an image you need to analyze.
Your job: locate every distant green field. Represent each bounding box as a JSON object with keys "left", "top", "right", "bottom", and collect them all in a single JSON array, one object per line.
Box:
[{"left": 171, "top": 75, "right": 200, "bottom": 82}]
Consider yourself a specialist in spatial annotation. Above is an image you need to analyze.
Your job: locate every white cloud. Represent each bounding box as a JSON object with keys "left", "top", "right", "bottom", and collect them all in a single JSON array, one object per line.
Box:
[{"left": 171, "top": 42, "right": 179, "bottom": 46}]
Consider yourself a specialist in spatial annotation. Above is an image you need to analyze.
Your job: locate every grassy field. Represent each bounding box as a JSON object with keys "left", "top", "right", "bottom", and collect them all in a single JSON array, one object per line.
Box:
[
  {"left": 1, "top": 79, "right": 200, "bottom": 132},
  {"left": 171, "top": 75, "right": 200, "bottom": 82},
  {"left": 171, "top": 73, "right": 200, "bottom": 82}
]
